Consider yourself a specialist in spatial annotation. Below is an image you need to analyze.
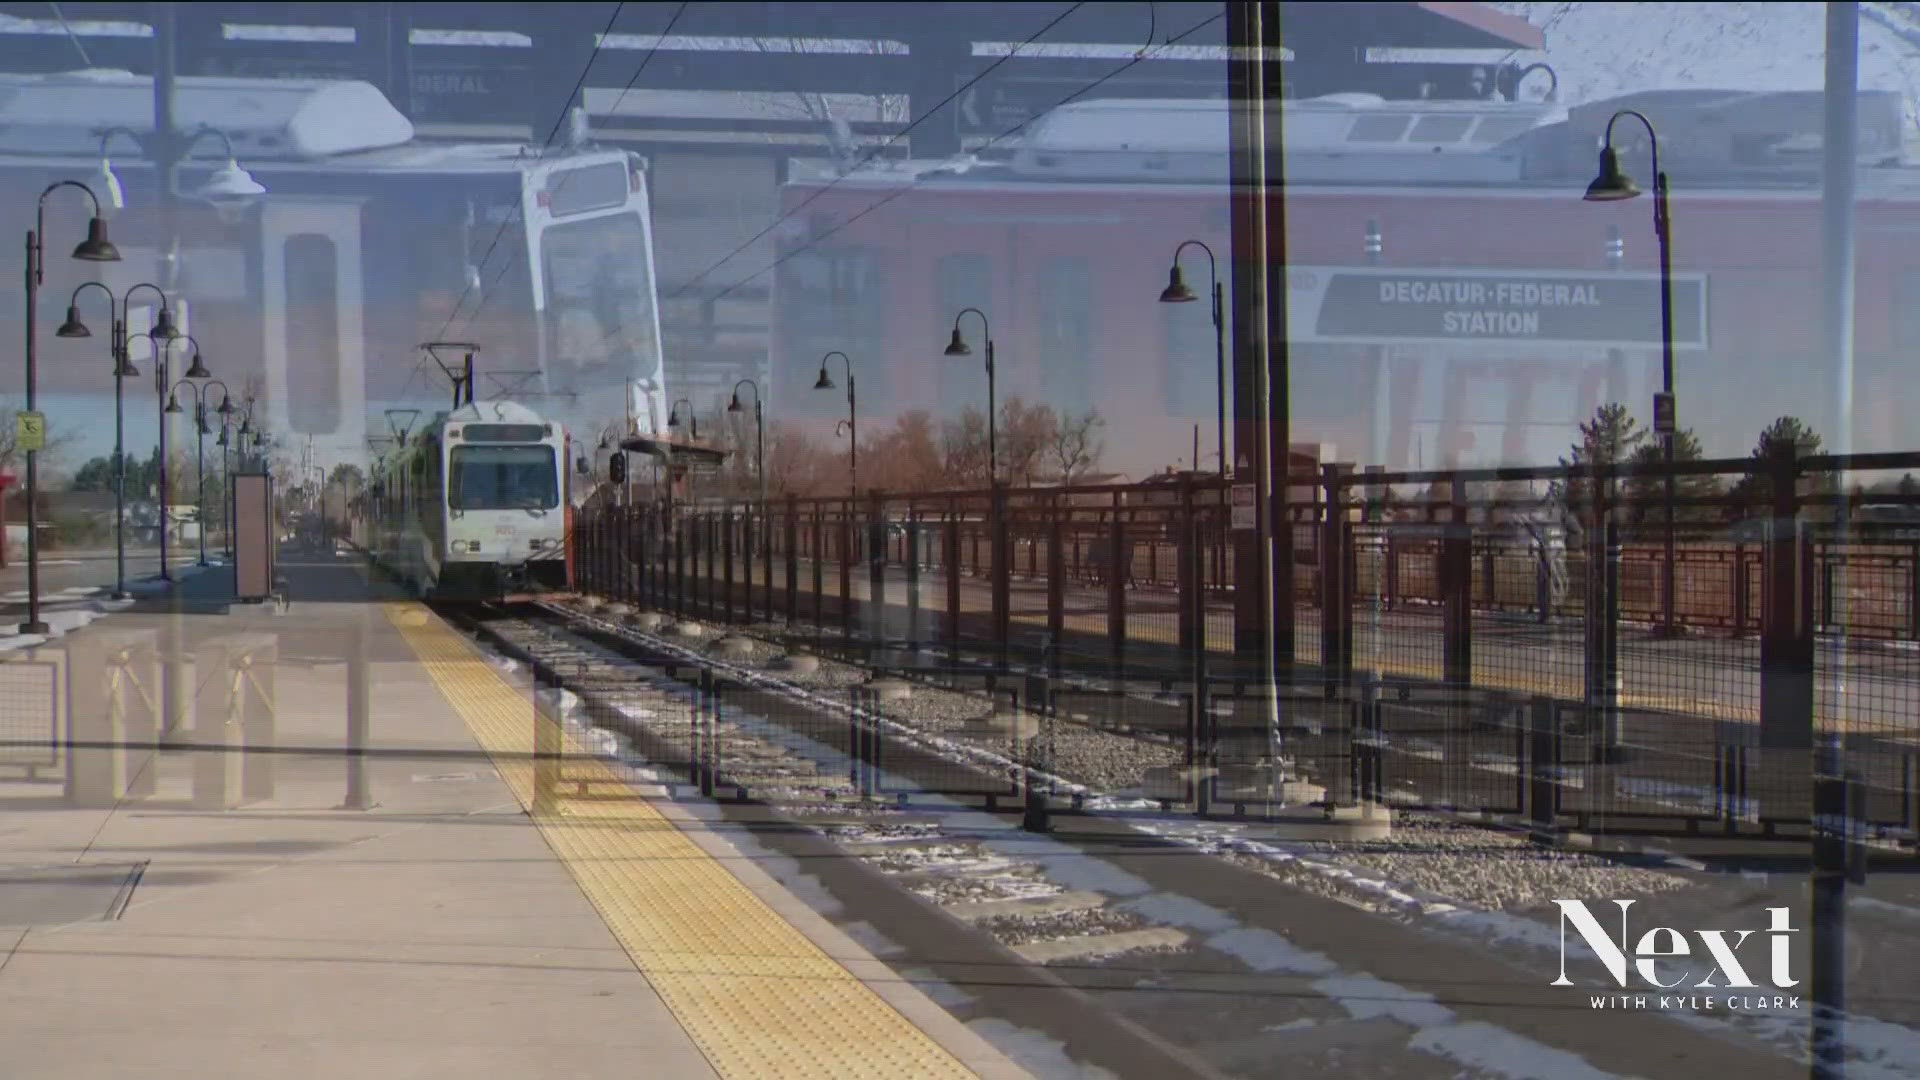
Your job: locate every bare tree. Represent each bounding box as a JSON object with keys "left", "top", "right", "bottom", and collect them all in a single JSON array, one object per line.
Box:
[
  {"left": 1048, "top": 408, "right": 1106, "bottom": 485},
  {"left": 940, "top": 407, "right": 991, "bottom": 489}
]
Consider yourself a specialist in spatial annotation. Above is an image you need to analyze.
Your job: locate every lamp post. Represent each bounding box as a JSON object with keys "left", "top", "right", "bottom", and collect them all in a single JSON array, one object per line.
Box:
[
  {"left": 55, "top": 281, "right": 169, "bottom": 598},
  {"left": 943, "top": 309, "right": 997, "bottom": 486},
  {"left": 727, "top": 378, "right": 766, "bottom": 505},
  {"left": 667, "top": 398, "right": 697, "bottom": 507},
  {"left": 137, "top": 331, "right": 208, "bottom": 581},
  {"left": 1159, "top": 240, "right": 1227, "bottom": 478},
  {"left": 165, "top": 378, "right": 231, "bottom": 566},
  {"left": 22, "top": 181, "right": 121, "bottom": 633},
  {"left": 813, "top": 353, "right": 856, "bottom": 495},
  {"left": 1584, "top": 108, "right": 1679, "bottom": 639}
]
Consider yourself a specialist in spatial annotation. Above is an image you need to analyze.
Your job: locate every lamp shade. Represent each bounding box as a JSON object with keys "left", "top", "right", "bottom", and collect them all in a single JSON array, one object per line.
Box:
[
  {"left": 1583, "top": 146, "right": 1641, "bottom": 202},
  {"left": 1159, "top": 263, "right": 1197, "bottom": 303},
  {"left": 812, "top": 369, "right": 835, "bottom": 391},
  {"left": 72, "top": 216, "right": 121, "bottom": 262},
  {"left": 943, "top": 327, "right": 970, "bottom": 357},
  {"left": 55, "top": 306, "right": 90, "bottom": 337}
]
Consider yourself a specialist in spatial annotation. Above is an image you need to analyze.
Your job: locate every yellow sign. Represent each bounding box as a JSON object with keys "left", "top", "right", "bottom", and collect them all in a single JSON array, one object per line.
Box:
[{"left": 14, "top": 410, "right": 45, "bottom": 452}]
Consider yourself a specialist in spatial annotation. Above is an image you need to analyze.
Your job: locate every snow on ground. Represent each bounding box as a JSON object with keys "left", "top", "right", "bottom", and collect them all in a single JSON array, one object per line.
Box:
[{"left": 1138, "top": 810, "right": 1920, "bottom": 1078}]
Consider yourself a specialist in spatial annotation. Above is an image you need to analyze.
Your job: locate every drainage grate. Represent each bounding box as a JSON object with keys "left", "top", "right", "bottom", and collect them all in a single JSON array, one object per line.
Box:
[{"left": 0, "top": 861, "right": 147, "bottom": 926}]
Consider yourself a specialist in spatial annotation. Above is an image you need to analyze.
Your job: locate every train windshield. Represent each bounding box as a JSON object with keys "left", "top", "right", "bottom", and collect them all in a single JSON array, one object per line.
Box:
[
  {"left": 448, "top": 445, "right": 559, "bottom": 510},
  {"left": 540, "top": 211, "right": 662, "bottom": 399}
]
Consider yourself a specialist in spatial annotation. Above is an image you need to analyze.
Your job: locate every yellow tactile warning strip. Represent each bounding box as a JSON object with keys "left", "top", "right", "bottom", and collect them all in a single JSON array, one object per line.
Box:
[{"left": 382, "top": 602, "right": 977, "bottom": 1080}]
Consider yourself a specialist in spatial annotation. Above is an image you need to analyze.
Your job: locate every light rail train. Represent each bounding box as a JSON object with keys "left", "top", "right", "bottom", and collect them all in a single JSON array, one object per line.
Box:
[{"left": 366, "top": 400, "right": 572, "bottom": 598}]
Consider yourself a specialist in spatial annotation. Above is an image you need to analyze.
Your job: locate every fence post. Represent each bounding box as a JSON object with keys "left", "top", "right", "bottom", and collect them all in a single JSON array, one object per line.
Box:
[
  {"left": 945, "top": 513, "right": 963, "bottom": 659},
  {"left": 784, "top": 495, "right": 799, "bottom": 623},
  {"left": 722, "top": 505, "right": 736, "bottom": 623},
  {"left": 839, "top": 498, "right": 855, "bottom": 638},
  {"left": 1108, "top": 502, "right": 1128, "bottom": 682},
  {"left": 705, "top": 512, "right": 719, "bottom": 619},
  {"left": 991, "top": 486, "right": 1012, "bottom": 672},
  {"left": 343, "top": 620, "right": 373, "bottom": 810},
  {"left": 1320, "top": 464, "right": 1354, "bottom": 698},
  {"left": 673, "top": 514, "right": 688, "bottom": 618},
  {"left": 1442, "top": 476, "right": 1472, "bottom": 692},
  {"left": 1047, "top": 514, "right": 1066, "bottom": 676},
  {"left": 811, "top": 503, "right": 825, "bottom": 634},
  {"left": 1528, "top": 695, "right": 1560, "bottom": 841},
  {"left": 868, "top": 491, "right": 888, "bottom": 646},
  {"left": 1759, "top": 441, "right": 1813, "bottom": 827},
  {"left": 1179, "top": 481, "right": 1199, "bottom": 658},
  {"left": 1811, "top": 734, "right": 1867, "bottom": 1080},
  {"left": 906, "top": 516, "right": 923, "bottom": 651},
  {"left": 1583, "top": 465, "right": 1624, "bottom": 769}
]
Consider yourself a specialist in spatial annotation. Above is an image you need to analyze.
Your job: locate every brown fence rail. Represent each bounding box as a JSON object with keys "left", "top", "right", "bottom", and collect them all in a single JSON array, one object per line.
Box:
[{"left": 566, "top": 447, "right": 1920, "bottom": 840}]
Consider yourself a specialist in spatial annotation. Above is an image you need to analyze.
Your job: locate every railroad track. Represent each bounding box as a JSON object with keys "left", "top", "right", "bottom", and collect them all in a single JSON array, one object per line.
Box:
[{"left": 423, "top": 596, "right": 1864, "bottom": 1079}]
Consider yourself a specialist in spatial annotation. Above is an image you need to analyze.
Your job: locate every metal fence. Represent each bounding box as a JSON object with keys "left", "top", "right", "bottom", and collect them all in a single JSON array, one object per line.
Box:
[{"left": 570, "top": 447, "right": 1920, "bottom": 841}]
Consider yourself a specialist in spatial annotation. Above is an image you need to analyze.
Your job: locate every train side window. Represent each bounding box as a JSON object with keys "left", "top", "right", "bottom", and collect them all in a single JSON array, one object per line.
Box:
[
  {"left": 283, "top": 234, "right": 342, "bottom": 435},
  {"left": 936, "top": 253, "right": 992, "bottom": 412},
  {"left": 1036, "top": 258, "right": 1093, "bottom": 417}
]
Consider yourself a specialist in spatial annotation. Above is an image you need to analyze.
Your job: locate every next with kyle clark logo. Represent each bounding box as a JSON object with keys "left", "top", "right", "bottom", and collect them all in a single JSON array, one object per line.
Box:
[{"left": 1551, "top": 899, "right": 1803, "bottom": 1012}]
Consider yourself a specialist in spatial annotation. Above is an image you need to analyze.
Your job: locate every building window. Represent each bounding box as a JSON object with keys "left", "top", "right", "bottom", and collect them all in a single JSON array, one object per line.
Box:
[
  {"left": 283, "top": 233, "right": 340, "bottom": 435},
  {"left": 1036, "top": 258, "right": 1093, "bottom": 417}
]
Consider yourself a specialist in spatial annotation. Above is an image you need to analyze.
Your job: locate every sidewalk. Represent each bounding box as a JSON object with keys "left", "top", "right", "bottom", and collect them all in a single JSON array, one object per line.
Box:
[{"left": 0, "top": 551, "right": 1015, "bottom": 1079}]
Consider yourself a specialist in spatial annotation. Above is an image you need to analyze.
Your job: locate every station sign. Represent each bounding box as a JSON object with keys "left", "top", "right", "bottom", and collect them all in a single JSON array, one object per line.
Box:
[{"left": 1286, "top": 267, "right": 1709, "bottom": 350}]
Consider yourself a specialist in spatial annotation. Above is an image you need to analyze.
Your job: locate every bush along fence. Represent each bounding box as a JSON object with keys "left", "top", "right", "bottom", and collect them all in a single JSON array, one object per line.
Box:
[{"left": 569, "top": 444, "right": 1920, "bottom": 844}]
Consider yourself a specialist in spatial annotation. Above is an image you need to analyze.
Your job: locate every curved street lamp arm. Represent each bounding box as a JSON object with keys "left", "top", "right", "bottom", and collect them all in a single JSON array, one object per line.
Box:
[
  {"left": 951, "top": 307, "right": 990, "bottom": 340},
  {"left": 122, "top": 281, "right": 169, "bottom": 317},
  {"left": 731, "top": 378, "right": 762, "bottom": 404},
  {"left": 33, "top": 180, "right": 105, "bottom": 286},
  {"left": 1602, "top": 109, "right": 1664, "bottom": 226},
  {"left": 68, "top": 279, "right": 116, "bottom": 316},
  {"left": 182, "top": 124, "right": 240, "bottom": 162},
  {"left": 820, "top": 351, "right": 855, "bottom": 404},
  {"left": 1173, "top": 238, "right": 1217, "bottom": 280}
]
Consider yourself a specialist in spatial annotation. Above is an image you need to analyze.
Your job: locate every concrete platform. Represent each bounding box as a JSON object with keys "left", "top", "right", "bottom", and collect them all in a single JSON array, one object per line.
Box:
[{"left": 0, "top": 553, "right": 1028, "bottom": 1080}]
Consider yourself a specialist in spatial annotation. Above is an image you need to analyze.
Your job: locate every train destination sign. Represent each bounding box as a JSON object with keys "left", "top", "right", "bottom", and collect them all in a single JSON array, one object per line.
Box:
[{"left": 1287, "top": 267, "right": 1709, "bottom": 350}]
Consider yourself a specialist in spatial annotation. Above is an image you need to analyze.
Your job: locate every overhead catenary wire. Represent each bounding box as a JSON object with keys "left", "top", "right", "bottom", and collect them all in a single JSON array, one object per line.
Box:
[
  {"left": 661, "top": 1, "right": 1088, "bottom": 304},
  {"left": 404, "top": 1, "right": 687, "bottom": 409},
  {"left": 448, "top": 2, "right": 687, "bottom": 339},
  {"left": 396, "top": 1, "right": 634, "bottom": 406},
  {"left": 697, "top": 10, "right": 1226, "bottom": 307}
]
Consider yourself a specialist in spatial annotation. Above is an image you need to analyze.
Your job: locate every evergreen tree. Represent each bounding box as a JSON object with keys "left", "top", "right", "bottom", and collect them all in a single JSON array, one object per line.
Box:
[
  {"left": 1625, "top": 427, "right": 1723, "bottom": 527},
  {"left": 1730, "top": 416, "right": 1826, "bottom": 510},
  {"left": 1549, "top": 403, "right": 1646, "bottom": 520}
]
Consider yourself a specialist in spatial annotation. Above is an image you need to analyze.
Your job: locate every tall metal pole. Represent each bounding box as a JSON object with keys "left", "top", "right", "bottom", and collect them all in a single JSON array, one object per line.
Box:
[
  {"left": 113, "top": 322, "right": 128, "bottom": 597},
  {"left": 985, "top": 338, "right": 997, "bottom": 485},
  {"left": 157, "top": 351, "right": 171, "bottom": 580},
  {"left": 1814, "top": 9, "right": 1860, "bottom": 1078},
  {"left": 195, "top": 411, "right": 207, "bottom": 566},
  {"left": 755, "top": 399, "right": 765, "bottom": 505},
  {"left": 847, "top": 372, "right": 858, "bottom": 497},
  {"left": 22, "top": 225, "right": 44, "bottom": 634},
  {"left": 1656, "top": 171, "right": 1677, "bottom": 638}
]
